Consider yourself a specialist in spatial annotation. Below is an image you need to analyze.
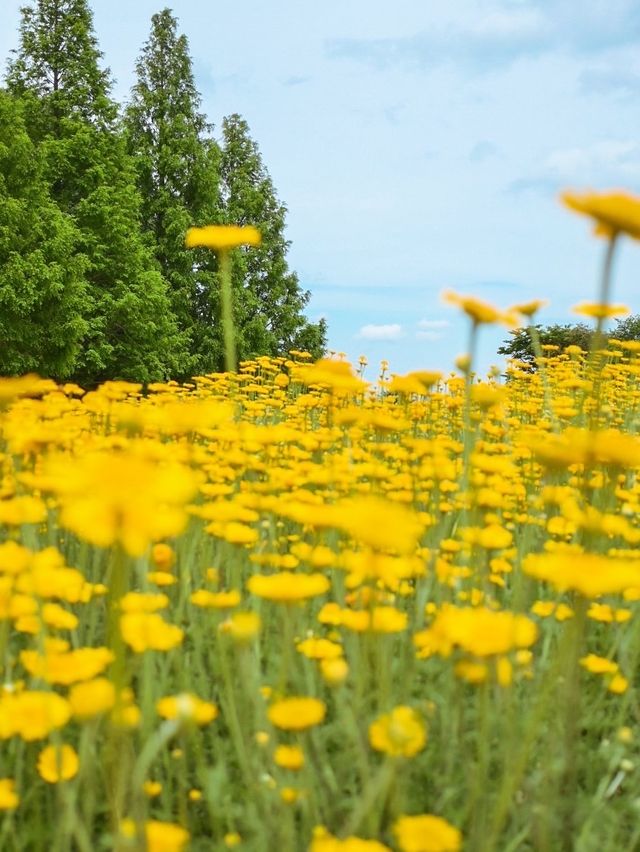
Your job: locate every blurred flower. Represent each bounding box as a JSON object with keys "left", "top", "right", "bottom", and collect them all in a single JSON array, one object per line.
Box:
[
  {"left": 268, "top": 697, "right": 326, "bottom": 731},
  {"left": 369, "top": 706, "right": 426, "bottom": 758},
  {"left": 393, "top": 814, "right": 462, "bottom": 852},
  {"left": 0, "top": 779, "right": 19, "bottom": 810},
  {"left": 37, "top": 744, "right": 79, "bottom": 783},
  {"left": 561, "top": 189, "right": 640, "bottom": 240},
  {"left": 157, "top": 693, "right": 218, "bottom": 726},
  {"left": 185, "top": 225, "right": 261, "bottom": 250}
]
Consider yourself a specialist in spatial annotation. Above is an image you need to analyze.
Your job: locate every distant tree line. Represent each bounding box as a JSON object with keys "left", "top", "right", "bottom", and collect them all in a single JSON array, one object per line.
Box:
[
  {"left": 0, "top": 0, "right": 326, "bottom": 384},
  {"left": 498, "top": 316, "right": 640, "bottom": 367}
]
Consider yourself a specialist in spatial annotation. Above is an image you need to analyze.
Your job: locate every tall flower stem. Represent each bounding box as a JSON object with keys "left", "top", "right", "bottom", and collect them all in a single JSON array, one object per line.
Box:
[
  {"left": 218, "top": 250, "right": 237, "bottom": 373},
  {"left": 592, "top": 233, "right": 619, "bottom": 354},
  {"left": 587, "top": 233, "right": 619, "bottom": 427}
]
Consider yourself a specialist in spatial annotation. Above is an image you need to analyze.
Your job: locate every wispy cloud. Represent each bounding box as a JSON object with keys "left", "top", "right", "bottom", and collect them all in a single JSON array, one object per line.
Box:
[
  {"left": 325, "top": 1, "right": 640, "bottom": 74},
  {"left": 579, "top": 67, "right": 640, "bottom": 99},
  {"left": 469, "top": 140, "right": 500, "bottom": 163},
  {"left": 508, "top": 139, "right": 640, "bottom": 195},
  {"left": 282, "top": 75, "right": 311, "bottom": 87},
  {"left": 357, "top": 323, "right": 404, "bottom": 341}
]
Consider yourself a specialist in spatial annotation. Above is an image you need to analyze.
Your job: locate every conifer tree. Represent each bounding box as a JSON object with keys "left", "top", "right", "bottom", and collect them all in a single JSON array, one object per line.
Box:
[
  {"left": 6, "top": 0, "right": 187, "bottom": 384},
  {"left": 0, "top": 90, "right": 86, "bottom": 377},
  {"left": 124, "top": 8, "right": 222, "bottom": 375},
  {"left": 220, "top": 114, "right": 327, "bottom": 361}
]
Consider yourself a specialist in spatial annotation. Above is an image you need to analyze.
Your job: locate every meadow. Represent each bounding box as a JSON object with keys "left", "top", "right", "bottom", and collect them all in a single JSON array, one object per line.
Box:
[{"left": 2, "top": 193, "right": 640, "bottom": 851}]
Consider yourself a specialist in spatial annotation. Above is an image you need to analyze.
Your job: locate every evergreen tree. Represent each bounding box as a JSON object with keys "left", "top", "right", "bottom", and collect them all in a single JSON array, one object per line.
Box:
[
  {"left": 220, "top": 114, "right": 326, "bottom": 362},
  {"left": 6, "top": 0, "right": 188, "bottom": 384},
  {"left": 0, "top": 90, "right": 87, "bottom": 377},
  {"left": 124, "top": 8, "right": 222, "bottom": 375}
]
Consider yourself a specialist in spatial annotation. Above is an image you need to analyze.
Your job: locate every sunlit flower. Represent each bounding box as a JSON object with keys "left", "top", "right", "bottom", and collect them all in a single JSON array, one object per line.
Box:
[
  {"left": 37, "top": 744, "right": 79, "bottom": 783},
  {"left": 156, "top": 693, "right": 218, "bottom": 725},
  {"left": 369, "top": 706, "right": 426, "bottom": 758},
  {"left": 561, "top": 189, "right": 640, "bottom": 240},
  {"left": 247, "top": 572, "right": 329, "bottom": 603},
  {"left": 274, "top": 744, "right": 305, "bottom": 770},
  {"left": 120, "top": 819, "right": 190, "bottom": 852},
  {"left": 0, "top": 779, "right": 19, "bottom": 810},
  {"left": 185, "top": 224, "right": 261, "bottom": 250},
  {"left": 69, "top": 677, "right": 116, "bottom": 719},
  {"left": 393, "top": 814, "right": 462, "bottom": 852},
  {"left": 120, "top": 612, "right": 184, "bottom": 653},
  {"left": 268, "top": 697, "right": 326, "bottom": 731}
]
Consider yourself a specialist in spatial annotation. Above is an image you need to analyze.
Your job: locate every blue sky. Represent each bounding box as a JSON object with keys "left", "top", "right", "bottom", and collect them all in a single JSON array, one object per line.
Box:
[{"left": 3, "top": 0, "right": 640, "bottom": 376}]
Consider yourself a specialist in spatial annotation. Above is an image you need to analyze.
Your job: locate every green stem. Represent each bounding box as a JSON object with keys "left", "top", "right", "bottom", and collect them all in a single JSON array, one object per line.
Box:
[{"left": 219, "top": 250, "right": 237, "bottom": 373}]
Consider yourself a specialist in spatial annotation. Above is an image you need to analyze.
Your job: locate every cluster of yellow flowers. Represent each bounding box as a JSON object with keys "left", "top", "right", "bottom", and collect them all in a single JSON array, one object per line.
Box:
[{"left": 2, "top": 190, "right": 640, "bottom": 849}]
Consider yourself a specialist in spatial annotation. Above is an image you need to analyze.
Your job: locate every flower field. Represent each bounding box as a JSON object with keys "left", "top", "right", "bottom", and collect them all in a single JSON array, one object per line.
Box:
[
  {"left": 3, "top": 195, "right": 640, "bottom": 852},
  {"left": 1, "top": 338, "right": 640, "bottom": 851}
]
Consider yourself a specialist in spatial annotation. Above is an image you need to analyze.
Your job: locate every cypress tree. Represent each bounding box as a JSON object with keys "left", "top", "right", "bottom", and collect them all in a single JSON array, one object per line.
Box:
[
  {"left": 0, "top": 90, "right": 87, "bottom": 377},
  {"left": 6, "top": 0, "right": 188, "bottom": 384},
  {"left": 220, "top": 114, "right": 327, "bottom": 361},
  {"left": 124, "top": 8, "right": 222, "bottom": 375}
]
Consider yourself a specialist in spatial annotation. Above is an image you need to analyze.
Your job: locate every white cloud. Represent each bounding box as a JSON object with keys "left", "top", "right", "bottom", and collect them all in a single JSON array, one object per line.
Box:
[
  {"left": 417, "top": 319, "right": 450, "bottom": 330},
  {"left": 544, "top": 140, "right": 640, "bottom": 180},
  {"left": 357, "top": 323, "right": 404, "bottom": 341}
]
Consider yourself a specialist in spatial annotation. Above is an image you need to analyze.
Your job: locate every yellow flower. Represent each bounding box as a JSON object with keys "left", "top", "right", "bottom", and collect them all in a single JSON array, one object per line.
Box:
[
  {"left": 572, "top": 302, "right": 629, "bottom": 320},
  {"left": 156, "top": 693, "right": 219, "bottom": 725},
  {"left": 414, "top": 605, "right": 538, "bottom": 658},
  {"left": 69, "top": 677, "right": 116, "bottom": 719},
  {"left": 580, "top": 654, "right": 618, "bottom": 675},
  {"left": 561, "top": 189, "right": 640, "bottom": 240},
  {"left": 151, "top": 543, "right": 176, "bottom": 571},
  {"left": 42, "top": 448, "right": 198, "bottom": 557},
  {"left": 185, "top": 225, "right": 261, "bottom": 251},
  {"left": 268, "top": 697, "right": 326, "bottom": 731},
  {"left": 309, "top": 827, "right": 392, "bottom": 851},
  {"left": 0, "top": 779, "right": 19, "bottom": 810},
  {"left": 143, "top": 780, "right": 162, "bottom": 797},
  {"left": 20, "top": 647, "right": 114, "bottom": 685},
  {"left": 297, "top": 638, "right": 343, "bottom": 659},
  {"left": 393, "top": 814, "right": 462, "bottom": 852},
  {"left": 369, "top": 706, "right": 426, "bottom": 758},
  {"left": 120, "top": 612, "right": 184, "bottom": 653},
  {"left": 247, "top": 572, "right": 329, "bottom": 603},
  {"left": 608, "top": 674, "right": 629, "bottom": 694},
  {"left": 37, "top": 744, "right": 79, "bottom": 783},
  {"left": 120, "top": 819, "right": 190, "bottom": 852},
  {"left": 120, "top": 592, "right": 169, "bottom": 613},
  {"left": 1, "top": 690, "right": 71, "bottom": 741},
  {"left": 332, "top": 496, "right": 425, "bottom": 555},
  {"left": 523, "top": 553, "right": 640, "bottom": 598},
  {"left": 190, "top": 589, "right": 241, "bottom": 609},
  {"left": 511, "top": 300, "right": 548, "bottom": 318},
  {"left": 320, "top": 657, "right": 349, "bottom": 686},
  {"left": 443, "top": 291, "right": 518, "bottom": 327},
  {"left": 274, "top": 744, "right": 305, "bottom": 770},
  {"left": 219, "top": 611, "right": 262, "bottom": 642}
]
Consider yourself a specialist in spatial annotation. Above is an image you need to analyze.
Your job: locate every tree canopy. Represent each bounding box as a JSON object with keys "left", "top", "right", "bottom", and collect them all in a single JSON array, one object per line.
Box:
[
  {"left": 498, "top": 317, "right": 640, "bottom": 367},
  {"left": 1, "top": 1, "right": 326, "bottom": 382}
]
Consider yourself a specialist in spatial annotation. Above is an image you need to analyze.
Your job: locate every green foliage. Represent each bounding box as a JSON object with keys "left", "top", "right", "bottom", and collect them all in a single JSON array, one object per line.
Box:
[
  {"left": 499, "top": 317, "right": 640, "bottom": 368},
  {"left": 124, "top": 8, "right": 222, "bottom": 376},
  {"left": 220, "top": 114, "right": 327, "bottom": 362},
  {"left": 6, "top": 0, "right": 187, "bottom": 384},
  {"left": 498, "top": 322, "right": 594, "bottom": 366},
  {"left": 1, "top": 2, "right": 326, "bottom": 382},
  {"left": 0, "top": 90, "right": 87, "bottom": 377}
]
